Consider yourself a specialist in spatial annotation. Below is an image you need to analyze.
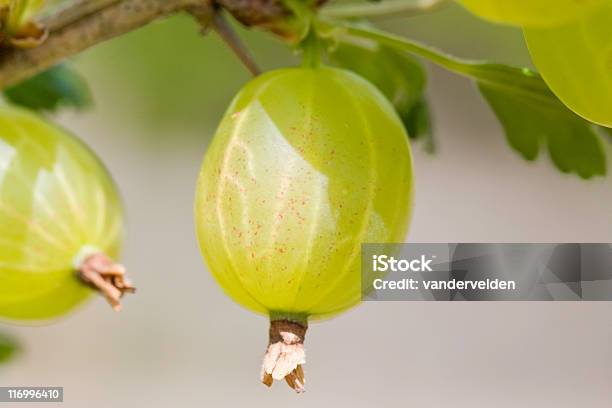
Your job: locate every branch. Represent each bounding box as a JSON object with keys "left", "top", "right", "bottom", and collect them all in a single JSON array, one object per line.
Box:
[
  {"left": 0, "top": 0, "right": 214, "bottom": 88},
  {"left": 211, "top": 12, "right": 261, "bottom": 76},
  {"left": 333, "top": 21, "right": 557, "bottom": 105}
]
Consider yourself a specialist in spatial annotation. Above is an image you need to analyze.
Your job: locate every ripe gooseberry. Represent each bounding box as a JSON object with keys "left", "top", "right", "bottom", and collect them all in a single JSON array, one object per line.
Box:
[
  {"left": 524, "top": 2, "right": 612, "bottom": 127},
  {"left": 194, "top": 67, "right": 413, "bottom": 392},
  {"left": 459, "top": 0, "right": 605, "bottom": 27},
  {"left": 0, "top": 105, "right": 134, "bottom": 321}
]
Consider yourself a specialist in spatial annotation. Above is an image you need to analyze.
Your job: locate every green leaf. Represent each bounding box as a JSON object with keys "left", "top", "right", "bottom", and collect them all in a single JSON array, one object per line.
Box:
[
  {"left": 465, "top": 63, "right": 606, "bottom": 178},
  {"left": 335, "top": 22, "right": 607, "bottom": 178},
  {"left": 478, "top": 83, "right": 539, "bottom": 161},
  {"left": 329, "top": 39, "right": 435, "bottom": 152},
  {"left": 0, "top": 332, "right": 20, "bottom": 365},
  {"left": 479, "top": 81, "right": 606, "bottom": 178},
  {"left": 3, "top": 64, "right": 92, "bottom": 113}
]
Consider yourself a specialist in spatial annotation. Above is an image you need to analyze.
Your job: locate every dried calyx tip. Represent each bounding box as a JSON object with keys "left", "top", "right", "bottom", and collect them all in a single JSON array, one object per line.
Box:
[
  {"left": 261, "top": 319, "right": 307, "bottom": 393},
  {"left": 77, "top": 252, "right": 135, "bottom": 311}
]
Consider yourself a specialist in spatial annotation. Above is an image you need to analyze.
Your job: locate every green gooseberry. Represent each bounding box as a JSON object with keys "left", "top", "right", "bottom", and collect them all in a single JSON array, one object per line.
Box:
[
  {"left": 0, "top": 105, "right": 134, "bottom": 321},
  {"left": 525, "top": 2, "right": 612, "bottom": 127},
  {"left": 460, "top": 0, "right": 605, "bottom": 27},
  {"left": 194, "top": 66, "right": 413, "bottom": 391}
]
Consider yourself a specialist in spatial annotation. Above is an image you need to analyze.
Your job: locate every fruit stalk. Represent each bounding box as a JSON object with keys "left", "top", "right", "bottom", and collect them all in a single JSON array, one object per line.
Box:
[
  {"left": 261, "top": 319, "right": 308, "bottom": 393},
  {"left": 77, "top": 252, "right": 135, "bottom": 311}
]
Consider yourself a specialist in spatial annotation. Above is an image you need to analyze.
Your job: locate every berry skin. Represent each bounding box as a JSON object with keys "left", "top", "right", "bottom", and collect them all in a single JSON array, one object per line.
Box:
[
  {"left": 460, "top": 0, "right": 604, "bottom": 27},
  {"left": 0, "top": 105, "right": 132, "bottom": 321},
  {"left": 194, "top": 67, "right": 413, "bottom": 390},
  {"left": 524, "top": 2, "right": 612, "bottom": 128}
]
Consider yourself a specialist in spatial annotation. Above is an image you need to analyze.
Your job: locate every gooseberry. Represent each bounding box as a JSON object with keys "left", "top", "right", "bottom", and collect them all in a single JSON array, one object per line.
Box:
[
  {"left": 524, "top": 2, "right": 612, "bottom": 127},
  {"left": 194, "top": 67, "right": 413, "bottom": 391},
  {"left": 459, "top": 0, "right": 605, "bottom": 27},
  {"left": 0, "top": 105, "right": 134, "bottom": 321}
]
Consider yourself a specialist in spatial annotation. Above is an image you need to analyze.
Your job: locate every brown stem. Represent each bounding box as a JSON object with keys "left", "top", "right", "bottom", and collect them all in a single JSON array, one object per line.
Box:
[
  {"left": 77, "top": 252, "right": 136, "bottom": 311},
  {"left": 211, "top": 12, "right": 260, "bottom": 76},
  {"left": 0, "top": 0, "right": 212, "bottom": 88},
  {"left": 261, "top": 319, "right": 308, "bottom": 393}
]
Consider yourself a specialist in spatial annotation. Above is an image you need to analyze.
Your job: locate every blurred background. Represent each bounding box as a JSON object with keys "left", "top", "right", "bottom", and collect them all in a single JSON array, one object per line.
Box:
[{"left": 0, "top": 1, "right": 611, "bottom": 407}]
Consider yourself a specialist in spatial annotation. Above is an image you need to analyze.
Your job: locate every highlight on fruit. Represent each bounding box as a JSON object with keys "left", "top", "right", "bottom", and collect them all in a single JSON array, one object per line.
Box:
[{"left": 0, "top": 106, "right": 134, "bottom": 321}]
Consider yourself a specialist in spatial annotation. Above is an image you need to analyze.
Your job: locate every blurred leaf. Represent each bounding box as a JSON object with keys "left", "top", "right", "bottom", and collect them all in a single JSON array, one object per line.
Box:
[
  {"left": 479, "top": 82, "right": 606, "bottom": 178},
  {"left": 405, "top": 98, "right": 435, "bottom": 153},
  {"left": 0, "top": 332, "right": 20, "bottom": 365},
  {"left": 4, "top": 64, "right": 92, "bottom": 113},
  {"left": 329, "top": 40, "right": 435, "bottom": 152}
]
